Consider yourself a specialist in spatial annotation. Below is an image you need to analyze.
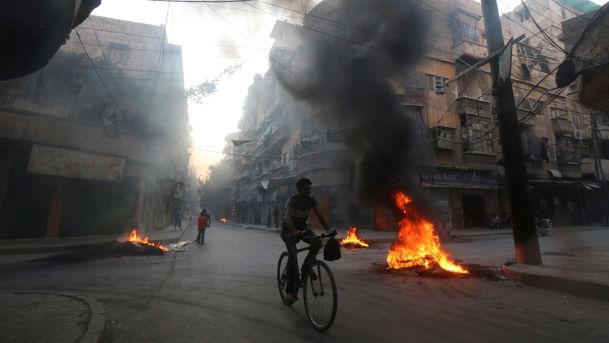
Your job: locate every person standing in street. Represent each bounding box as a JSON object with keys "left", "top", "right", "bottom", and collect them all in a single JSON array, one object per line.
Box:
[
  {"left": 174, "top": 207, "right": 183, "bottom": 231},
  {"left": 196, "top": 210, "right": 209, "bottom": 245}
]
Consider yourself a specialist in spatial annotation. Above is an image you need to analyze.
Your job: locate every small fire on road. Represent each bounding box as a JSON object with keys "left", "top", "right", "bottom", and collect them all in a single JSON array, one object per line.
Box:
[
  {"left": 219, "top": 217, "right": 228, "bottom": 223},
  {"left": 386, "top": 192, "right": 468, "bottom": 275},
  {"left": 340, "top": 226, "right": 370, "bottom": 248},
  {"left": 128, "top": 228, "right": 170, "bottom": 253}
]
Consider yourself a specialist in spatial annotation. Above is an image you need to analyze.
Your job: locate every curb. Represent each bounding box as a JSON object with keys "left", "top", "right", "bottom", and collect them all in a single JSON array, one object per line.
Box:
[
  {"left": 0, "top": 242, "right": 112, "bottom": 256},
  {"left": 502, "top": 264, "right": 609, "bottom": 302},
  {"left": 243, "top": 226, "right": 281, "bottom": 233},
  {"left": 451, "top": 231, "right": 513, "bottom": 238},
  {"left": 14, "top": 291, "right": 106, "bottom": 343},
  {"left": 0, "top": 233, "right": 184, "bottom": 256}
]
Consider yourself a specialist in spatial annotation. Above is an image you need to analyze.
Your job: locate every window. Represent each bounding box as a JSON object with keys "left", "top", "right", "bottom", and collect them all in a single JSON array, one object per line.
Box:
[
  {"left": 108, "top": 43, "right": 129, "bottom": 64},
  {"left": 517, "top": 43, "right": 549, "bottom": 74},
  {"left": 433, "top": 127, "right": 455, "bottom": 149},
  {"left": 550, "top": 107, "right": 568, "bottom": 119},
  {"left": 428, "top": 75, "right": 447, "bottom": 94},
  {"left": 462, "top": 24, "right": 480, "bottom": 43},
  {"left": 557, "top": 136, "right": 580, "bottom": 164},
  {"left": 404, "top": 106, "right": 427, "bottom": 135},
  {"left": 461, "top": 114, "right": 494, "bottom": 154},
  {"left": 516, "top": 7, "right": 531, "bottom": 22}
]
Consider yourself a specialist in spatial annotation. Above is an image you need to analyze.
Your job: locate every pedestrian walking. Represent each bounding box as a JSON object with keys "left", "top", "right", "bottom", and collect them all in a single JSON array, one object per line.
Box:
[
  {"left": 174, "top": 207, "right": 183, "bottom": 231},
  {"left": 196, "top": 210, "right": 209, "bottom": 245},
  {"left": 273, "top": 207, "right": 279, "bottom": 228}
]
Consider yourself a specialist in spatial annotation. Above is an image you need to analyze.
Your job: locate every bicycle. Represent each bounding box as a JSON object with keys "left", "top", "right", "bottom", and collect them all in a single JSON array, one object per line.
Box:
[{"left": 277, "top": 233, "right": 338, "bottom": 332}]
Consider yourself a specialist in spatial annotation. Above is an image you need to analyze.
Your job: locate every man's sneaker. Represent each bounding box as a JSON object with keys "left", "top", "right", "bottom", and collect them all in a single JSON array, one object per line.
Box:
[{"left": 284, "top": 294, "right": 298, "bottom": 306}]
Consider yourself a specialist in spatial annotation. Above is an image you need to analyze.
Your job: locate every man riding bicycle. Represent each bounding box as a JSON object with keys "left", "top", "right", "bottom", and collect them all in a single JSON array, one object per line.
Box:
[{"left": 281, "top": 178, "right": 335, "bottom": 305}]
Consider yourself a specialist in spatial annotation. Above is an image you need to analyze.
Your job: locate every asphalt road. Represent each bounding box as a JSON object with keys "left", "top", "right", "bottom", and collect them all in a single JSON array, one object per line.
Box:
[{"left": 0, "top": 223, "right": 608, "bottom": 342}]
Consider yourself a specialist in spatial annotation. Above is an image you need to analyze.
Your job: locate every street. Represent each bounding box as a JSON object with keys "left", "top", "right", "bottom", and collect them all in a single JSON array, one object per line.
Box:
[{"left": 0, "top": 223, "right": 608, "bottom": 342}]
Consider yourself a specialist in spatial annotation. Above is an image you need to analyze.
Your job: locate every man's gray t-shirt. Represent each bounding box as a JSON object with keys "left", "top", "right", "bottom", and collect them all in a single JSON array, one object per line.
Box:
[{"left": 283, "top": 195, "right": 317, "bottom": 231}]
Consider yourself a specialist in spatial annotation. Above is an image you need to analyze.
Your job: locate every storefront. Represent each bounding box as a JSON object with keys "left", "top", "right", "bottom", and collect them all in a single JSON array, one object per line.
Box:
[{"left": 420, "top": 167, "right": 505, "bottom": 230}]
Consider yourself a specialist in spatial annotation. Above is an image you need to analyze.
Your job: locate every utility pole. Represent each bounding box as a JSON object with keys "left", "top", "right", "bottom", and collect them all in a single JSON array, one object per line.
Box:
[
  {"left": 591, "top": 113, "right": 609, "bottom": 226},
  {"left": 480, "top": 0, "right": 542, "bottom": 264}
]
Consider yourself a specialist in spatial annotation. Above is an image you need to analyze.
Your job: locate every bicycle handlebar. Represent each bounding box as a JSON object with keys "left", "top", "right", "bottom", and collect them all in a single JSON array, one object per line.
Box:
[{"left": 318, "top": 232, "right": 337, "bottom": 239}]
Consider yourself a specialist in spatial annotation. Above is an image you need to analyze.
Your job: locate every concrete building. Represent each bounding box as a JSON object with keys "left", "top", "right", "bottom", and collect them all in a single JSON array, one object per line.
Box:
[
  {"left": 558, "top": 2, "right": 609, "bottom": 112},
  {"left": 502, "top": 0, "right": 603, "bottom": 225},
  {"left": 221, "top": 0, "right": 603, "bottom": 230},
  {"left": 0, "top": 16, "right": 190, "bottom": 238}
]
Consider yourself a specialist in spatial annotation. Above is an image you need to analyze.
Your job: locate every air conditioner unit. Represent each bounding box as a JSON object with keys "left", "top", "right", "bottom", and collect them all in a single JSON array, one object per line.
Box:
[{"left": 573, "top": 129, "right": 582, "bottom": 140}]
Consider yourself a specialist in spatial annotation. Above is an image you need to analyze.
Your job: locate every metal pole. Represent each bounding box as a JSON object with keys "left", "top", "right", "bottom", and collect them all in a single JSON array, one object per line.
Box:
[{"left": 481, "top": 0, "right": 542, "bottom": 264}]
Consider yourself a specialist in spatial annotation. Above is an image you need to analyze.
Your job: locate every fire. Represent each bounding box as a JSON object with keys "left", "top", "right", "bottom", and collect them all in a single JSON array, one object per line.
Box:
[
  {"left": 386, "top": 192, "right": 468, "bottom": 274},
  {"left": 340, "top": 226, "right": 370, "bottom": 248},
  {"left": 128, "top": 228, "right": 170, "bottom": 253},
  {"left": 219, "top": 217, "right": 227, "bottom": 223}
]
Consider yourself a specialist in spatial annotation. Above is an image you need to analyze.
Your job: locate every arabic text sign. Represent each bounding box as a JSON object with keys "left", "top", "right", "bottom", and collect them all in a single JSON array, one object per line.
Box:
[{"left": 27, "top": 144, "right": 125, "bottom": 182}]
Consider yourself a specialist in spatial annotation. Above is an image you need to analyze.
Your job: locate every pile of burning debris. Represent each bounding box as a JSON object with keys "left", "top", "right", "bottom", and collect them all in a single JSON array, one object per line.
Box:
[
  {"left": 339, "top": 226, "right": 370, "bottom": 248},
  {"left": 386, "top": 192, "right": 469, "bottom": 276},
  {"left": 111, "top": 229, "right": 172, "bottom": 256}
]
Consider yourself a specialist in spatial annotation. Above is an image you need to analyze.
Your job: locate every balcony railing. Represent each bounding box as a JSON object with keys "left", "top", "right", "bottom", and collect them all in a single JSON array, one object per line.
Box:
[
  {"left": 551, "top": 117, "right": 573, "bottom": 134},
  {"left": 456, "top": 97, "right": 491, "bottom": 115},
  {"left": 399, "top": 87, "right": 425, "bottom": 107}
]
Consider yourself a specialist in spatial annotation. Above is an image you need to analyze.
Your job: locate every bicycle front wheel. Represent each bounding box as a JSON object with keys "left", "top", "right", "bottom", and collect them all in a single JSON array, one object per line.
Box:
[
  {"left": 303, "top": 260, "right": 337, "bottom": 332},
  {"left": 277, "top": 252, "right": 289, "bottom": 303}
]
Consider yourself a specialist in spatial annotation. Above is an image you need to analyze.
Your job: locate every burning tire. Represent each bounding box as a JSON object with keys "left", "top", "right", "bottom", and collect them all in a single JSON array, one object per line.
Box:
[
  {"left": 303, "top": 260, "right": 337, "bottom": 332},
  {"left": 277, "top": 252, "right": 289, "bottom": 303}
]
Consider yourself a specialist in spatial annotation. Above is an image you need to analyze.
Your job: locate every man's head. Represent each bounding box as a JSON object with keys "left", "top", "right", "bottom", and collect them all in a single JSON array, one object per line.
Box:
[{"left": 296, "top": 178, "right": 312, "bottom": 196}]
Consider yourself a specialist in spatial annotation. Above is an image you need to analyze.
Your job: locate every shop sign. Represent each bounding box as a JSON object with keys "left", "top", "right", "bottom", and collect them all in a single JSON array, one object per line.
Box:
[
  {"left": 27, "top": 144, "right": 125, "bottom": 182},
  {"left": 420, "top": 168, "right": 499, "bottom": 189}
]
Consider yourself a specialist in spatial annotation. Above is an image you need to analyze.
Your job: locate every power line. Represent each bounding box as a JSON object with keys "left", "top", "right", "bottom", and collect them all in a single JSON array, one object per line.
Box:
[
  {"left": 90, "top": 21, "right": 128, "bottom": 110},
  {"left": 74, "top": 30, "right": 121, "bottom": 110}
]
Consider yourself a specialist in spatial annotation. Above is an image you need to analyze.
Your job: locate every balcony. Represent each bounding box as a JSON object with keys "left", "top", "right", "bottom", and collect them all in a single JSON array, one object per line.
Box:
[
  {"left": 432, "top": 127, "right": 456, "bottom": 150},
  {"left": 551, "top": 117, "right": 573, "bottom": 134},
  {"left": 399, "top": 87, "right": 425, "bottom": 107},
  {"left": 456, "top": 97, "right": 491, "bottom": 116},
  {"left": 451, "top": 12, "right": 487, "bottom": 62}
]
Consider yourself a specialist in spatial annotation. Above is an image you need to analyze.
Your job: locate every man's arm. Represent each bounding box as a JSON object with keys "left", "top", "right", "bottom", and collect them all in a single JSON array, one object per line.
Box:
[
  {"left": 285, "top": 207, "right": 300, "bottom": 236},
  {"left": 312, "top": 205, "right": 332, "bottom": 232}
]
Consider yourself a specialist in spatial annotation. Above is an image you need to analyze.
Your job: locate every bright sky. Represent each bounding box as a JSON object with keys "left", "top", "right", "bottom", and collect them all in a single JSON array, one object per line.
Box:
[{"left": 92, "top": 0, "right": 608, "bottom": 177}]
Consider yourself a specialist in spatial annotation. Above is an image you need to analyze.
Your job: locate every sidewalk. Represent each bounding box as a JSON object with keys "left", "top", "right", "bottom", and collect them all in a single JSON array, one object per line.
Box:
[
  {"left": 235, "top": 222, "right": 511, "bottom": 242},
  {"left": 234, "top": 222, "right": 609, "bottom": 302},
  {"left": 0, "top": 223, "right": 192, "bottom": 255},
  {"left": 0, "top": 291, "right": 105, "bottom": 343}
]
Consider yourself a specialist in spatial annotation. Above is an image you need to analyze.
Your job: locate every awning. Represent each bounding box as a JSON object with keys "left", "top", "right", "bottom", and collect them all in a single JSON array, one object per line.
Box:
[{"left": 548, "top": 169, "right": 562, "bottom": 178}]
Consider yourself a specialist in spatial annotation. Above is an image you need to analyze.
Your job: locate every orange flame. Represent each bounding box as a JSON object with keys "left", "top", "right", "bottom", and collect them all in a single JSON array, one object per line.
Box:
[
  {"left": 219, "top": 217, "right": 227, "bottom": 223},
  {"left": 128, "top": 228, "right": 170, "bottom": 252},
  {"left": 386, "top": 192, "right": 468, "bottom": 274},
  {"left": 340, "top": 226, "right": 370, "bottom": 248}
]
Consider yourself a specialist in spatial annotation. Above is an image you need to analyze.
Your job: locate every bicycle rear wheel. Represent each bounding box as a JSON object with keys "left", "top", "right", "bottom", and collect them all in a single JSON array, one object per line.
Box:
[
  {"left": 303, "top": 260, "right": 337, "bottom": 332},
  {"left": 277, "top": 252, "right": 289, "bottom": 303}
]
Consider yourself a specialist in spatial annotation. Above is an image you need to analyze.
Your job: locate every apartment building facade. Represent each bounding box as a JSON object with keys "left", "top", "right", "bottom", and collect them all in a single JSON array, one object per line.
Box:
[
  {"left": 223, "top": 0, "right": 603, "bottom": 230},
  {"left": 0, "top": 16, "right": 190, "bottom": 238}
]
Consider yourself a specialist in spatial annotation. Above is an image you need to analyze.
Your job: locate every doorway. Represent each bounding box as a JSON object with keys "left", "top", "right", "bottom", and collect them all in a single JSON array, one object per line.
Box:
[{"left": 461, "top": 194, "right": 486, "bottom": 228}]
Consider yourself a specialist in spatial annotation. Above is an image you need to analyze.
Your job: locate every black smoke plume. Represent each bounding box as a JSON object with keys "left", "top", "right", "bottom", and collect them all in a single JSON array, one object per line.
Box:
[{"left": 271, "top": 0, "right": 430, "bottom": 213}]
